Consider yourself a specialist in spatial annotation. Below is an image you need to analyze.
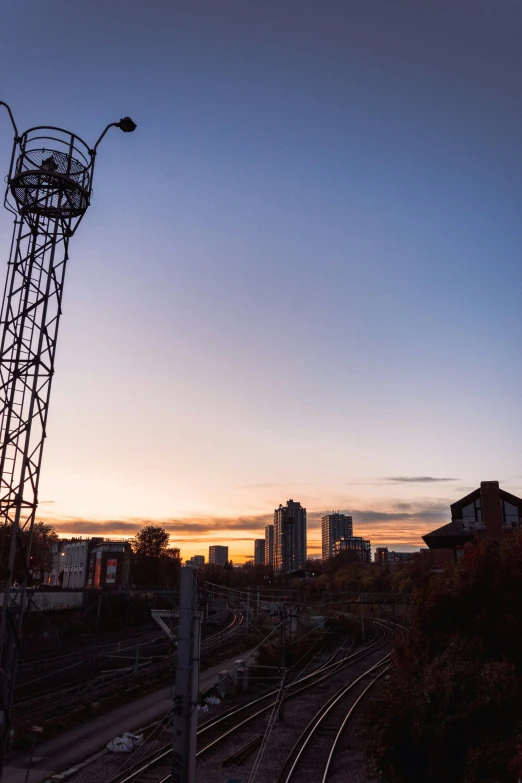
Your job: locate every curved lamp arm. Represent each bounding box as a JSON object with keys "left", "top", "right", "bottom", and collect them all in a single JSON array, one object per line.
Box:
[
  {"left": 92, "top": 116, "right": 137, "bottom": 155},
  {"left": 0, "top": 101, "right": 19, "bottom": 138}
]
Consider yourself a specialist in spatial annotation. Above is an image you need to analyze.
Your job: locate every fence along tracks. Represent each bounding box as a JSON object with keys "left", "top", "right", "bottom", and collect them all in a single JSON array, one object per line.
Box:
[
  {"left": 109, "top": 619, "right": 395, "bottom": 783},
  {"left": 14, "top": 611, "right": 244, "bottom": 724}
]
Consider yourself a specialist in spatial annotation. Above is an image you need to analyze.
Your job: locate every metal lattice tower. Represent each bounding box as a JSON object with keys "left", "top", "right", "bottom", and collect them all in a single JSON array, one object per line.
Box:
[{"left": 0, "top": 102, "right": 136, "bottom": 769}]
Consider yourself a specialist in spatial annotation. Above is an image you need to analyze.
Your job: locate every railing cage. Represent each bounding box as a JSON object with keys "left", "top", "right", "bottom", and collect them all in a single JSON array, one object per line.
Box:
[{"left": 6, "top": 126, "right": 93, "bottom": 219}]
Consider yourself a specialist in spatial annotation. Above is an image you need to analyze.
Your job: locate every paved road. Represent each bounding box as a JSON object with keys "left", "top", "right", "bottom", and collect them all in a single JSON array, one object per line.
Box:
[{"left": 4, "top": 650, "right": 252, "bottom": 783}]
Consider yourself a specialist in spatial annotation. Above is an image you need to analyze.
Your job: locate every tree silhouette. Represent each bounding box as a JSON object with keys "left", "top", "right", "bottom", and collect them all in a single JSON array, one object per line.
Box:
[
  {"left": 131, "top": 525, "right": 180, "bottom": 586},
  {"left": 132, "top": 525, "right": 170, "bottom": 558},
  {"left": 30, "top": 521, "right": 58, "bottom": 582}
]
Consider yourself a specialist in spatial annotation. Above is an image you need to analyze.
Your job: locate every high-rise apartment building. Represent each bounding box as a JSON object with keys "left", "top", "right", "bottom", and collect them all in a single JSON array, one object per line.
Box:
[
  {"left": 254, "top": 539, "right": 265, "bottom": 565},
  {"left": 274, "top": 499, "right": 307, "bottom": 572},
  {"left": 265, "top": 524, "right": 274, "bottom": 567},
  {"left": 321, "top": 512, "right": 353, "bottom": 560},
  {"left": 209, "top": 545, "right": 228, "bottom": 567}
]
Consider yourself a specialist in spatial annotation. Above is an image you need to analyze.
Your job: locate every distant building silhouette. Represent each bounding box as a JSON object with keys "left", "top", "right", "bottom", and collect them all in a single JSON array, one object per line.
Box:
[
  {"left": 322, "top": 512, "right": 353, "bottom": 560},
  {"left": 265, "top": 524, "right": 274, "bottom": 567},
  {"left": 423, "top": 481, "right": 522, "bottom": 556},
  {"left": 274, "top": 499, "right": 307, "bottom": 572},
  {"left": 375, "top": 546, "right": 388, "bottom": 564},
  {"left": 187, "top": 555, "right": 205, "bottom": 567},
  {"left": 374, "top": 546, "right": 413, "bottom": 564},
  {"left": 209, "top": 545, "right": 228, "bottom": 566},
  {"left": 254, "top": 539, "right": 265, "bottom": 565}
]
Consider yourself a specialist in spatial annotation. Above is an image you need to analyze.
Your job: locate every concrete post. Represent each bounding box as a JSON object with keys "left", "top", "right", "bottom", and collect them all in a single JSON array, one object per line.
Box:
[
  {"left": 217, "top": 670, "right": 229, "bottom": 697},
  {"left": 172, "top": 566, "right": 200, "bottom": 783}
]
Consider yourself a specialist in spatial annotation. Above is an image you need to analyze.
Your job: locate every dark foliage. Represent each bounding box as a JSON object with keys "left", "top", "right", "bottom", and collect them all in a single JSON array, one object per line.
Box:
[
  {"left": 0, "top": 520, "right": 58, "bottom": 585},
  {"left": 30, "top": 521, "right": 59, "bottom": 581},
  {"left": 198, "top": 561, "right": 273, "bottom": 589},
  {"left": 366, "top": 532, "right": 522, "bottom": 783}
]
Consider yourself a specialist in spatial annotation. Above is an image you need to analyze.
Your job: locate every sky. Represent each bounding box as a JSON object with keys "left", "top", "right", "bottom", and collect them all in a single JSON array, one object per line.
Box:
[{"left": 0, "top": 0, "right": 521, "bottom": 562}]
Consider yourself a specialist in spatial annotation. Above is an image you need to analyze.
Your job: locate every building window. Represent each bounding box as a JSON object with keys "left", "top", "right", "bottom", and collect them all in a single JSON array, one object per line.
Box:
[
  {"left": 502, "top": 500, "right": 519, "bottom": 528},
  {"left": 461, "top": 499, "right": 484, "bottom": 530}
]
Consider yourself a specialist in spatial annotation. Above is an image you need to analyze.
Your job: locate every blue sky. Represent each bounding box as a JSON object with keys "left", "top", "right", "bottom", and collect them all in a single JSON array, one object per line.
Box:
[{"left": 0, "top": 0, "right": 521, "bottom": 560}]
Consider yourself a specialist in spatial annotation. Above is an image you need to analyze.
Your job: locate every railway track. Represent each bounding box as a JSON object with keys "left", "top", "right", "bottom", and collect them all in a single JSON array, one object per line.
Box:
[
  {"left": 108, "top": 619, "right": 394, "bottom": 783},
  {"left": 275, "top": 620, "right": 408, "bottom": 783},
  {"left": 276, "top": 657, "right": 392, "bottom": 782}
]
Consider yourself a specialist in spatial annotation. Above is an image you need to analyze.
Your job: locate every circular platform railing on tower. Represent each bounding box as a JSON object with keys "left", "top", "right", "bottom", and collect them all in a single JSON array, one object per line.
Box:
[{"left": 8, "top": 127, "right": 92, "bottom": 219}]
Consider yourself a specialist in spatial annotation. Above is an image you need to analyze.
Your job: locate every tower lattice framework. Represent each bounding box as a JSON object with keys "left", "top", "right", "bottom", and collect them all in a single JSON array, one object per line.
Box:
[{"left": 0, "top": 103, "right": 135, "bottom": 769}]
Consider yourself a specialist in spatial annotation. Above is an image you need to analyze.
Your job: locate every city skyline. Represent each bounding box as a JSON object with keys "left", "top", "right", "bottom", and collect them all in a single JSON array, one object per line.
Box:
[
  {"left": 31, "top": 478, "right": 522, "bottom": 562},
  {"left": 1, "top": 1, "right": 521, "bottom": 564}
]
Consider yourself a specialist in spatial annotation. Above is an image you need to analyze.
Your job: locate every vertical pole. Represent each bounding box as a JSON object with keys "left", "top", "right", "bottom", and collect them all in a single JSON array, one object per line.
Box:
[
  {"left": 392, "top": 601, "right": 396, "bottom": 639},
  {"left": 360, "top": 602, "right": 365, "bottom": 643},
  {"left": 96, "top": 593, "right": 102, "bottom": 640},
  {"left": 256, "top": 587, "right": 260, "bottom": 621},
  {"left": 23, "top": 734, "right": 36, "bottom": 783},
  {"left": 278, "top": 605, "right": 286, "bottom": 721},
  {"left": 172, "top": 566, "right": 199, "bottom": 783},
  {"left": 246, "top": 588, "right": 250, "bottom": 634}
]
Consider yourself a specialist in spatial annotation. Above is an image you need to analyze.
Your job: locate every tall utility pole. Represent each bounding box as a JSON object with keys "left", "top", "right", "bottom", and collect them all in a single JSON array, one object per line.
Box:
[
  {"left": 172, "top": 565, "right": 201, "bottom": 783},
  {"left": 0, "top": 103, "right": 136, "bottom": 772},
  {"left": 278, "top": 602, "right": 287, "bottom": 721}
]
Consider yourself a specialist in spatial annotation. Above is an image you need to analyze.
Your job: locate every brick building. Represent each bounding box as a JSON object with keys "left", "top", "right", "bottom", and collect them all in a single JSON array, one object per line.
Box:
[
  {"left": 86, "top": 541, "right": 132, "bottom": 588},
  {"left": 423, "top": 481, "right": 522, "bottom": 555}
]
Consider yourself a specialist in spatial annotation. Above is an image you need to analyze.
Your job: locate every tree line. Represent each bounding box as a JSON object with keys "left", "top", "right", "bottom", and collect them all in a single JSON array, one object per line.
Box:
[{"left": 3, "top": 521, "right": 436, "bottom": 594}]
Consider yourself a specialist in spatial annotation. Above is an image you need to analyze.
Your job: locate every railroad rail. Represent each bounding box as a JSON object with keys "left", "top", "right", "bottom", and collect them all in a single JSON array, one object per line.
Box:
[
  {"left": 277, "top": 620, "right": 408, "bottom": 783},
  {"left": 108, "top": 620, "right": 395, "bottom": 783},
  {"left": 276, "top": 657, "right": 392, "bottom": 782}
]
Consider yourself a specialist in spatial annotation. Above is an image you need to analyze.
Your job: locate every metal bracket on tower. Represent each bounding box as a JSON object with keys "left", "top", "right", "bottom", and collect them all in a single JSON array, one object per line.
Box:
[{"left": 151, "top": 610, "right": 178, "bottom": 642}]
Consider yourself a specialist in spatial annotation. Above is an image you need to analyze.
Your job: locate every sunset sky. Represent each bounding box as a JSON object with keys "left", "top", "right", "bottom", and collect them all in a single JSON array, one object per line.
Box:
[{"left": 1, "top": 1, "right": 521, "bottom": 562}]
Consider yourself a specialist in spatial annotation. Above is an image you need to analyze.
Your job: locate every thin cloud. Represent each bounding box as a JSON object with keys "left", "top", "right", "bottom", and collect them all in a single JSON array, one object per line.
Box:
[
  {"left": 384, "top": 476, "right": 459, "bottom": 484},
  {"left": 239, "top": 483, "right": 317, "bottom": 489},
  {"left": 40, "top": 514, "right": 274, "bottom": 537},
  {"left": 349, "top": 506, "right": 448, "bottom": 523}
]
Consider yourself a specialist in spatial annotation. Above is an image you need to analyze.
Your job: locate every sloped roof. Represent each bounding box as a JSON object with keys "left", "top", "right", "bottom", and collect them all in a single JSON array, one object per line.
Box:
[{"left": 422, "top": 521, "right": 475, "bottom": 548}]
